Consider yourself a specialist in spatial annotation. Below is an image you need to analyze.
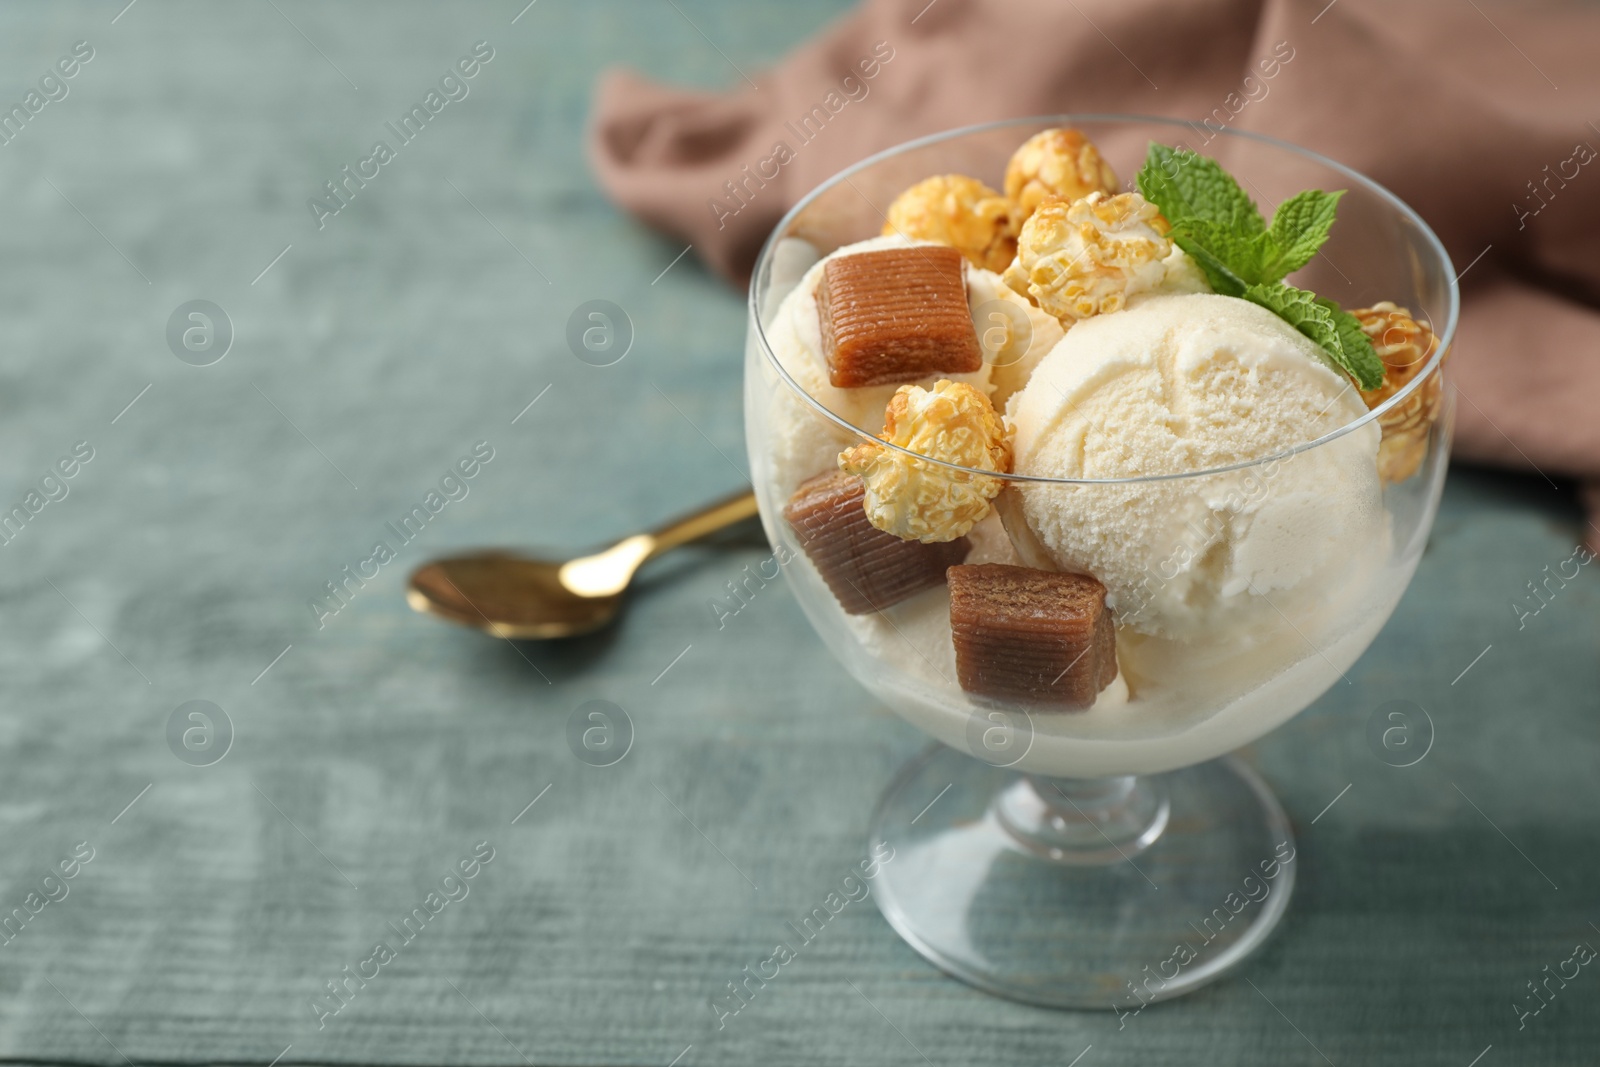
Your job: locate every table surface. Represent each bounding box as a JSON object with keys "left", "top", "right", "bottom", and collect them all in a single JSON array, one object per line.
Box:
[{"left": 0, "top": 2, "right": 1594, "bottom": 1065}]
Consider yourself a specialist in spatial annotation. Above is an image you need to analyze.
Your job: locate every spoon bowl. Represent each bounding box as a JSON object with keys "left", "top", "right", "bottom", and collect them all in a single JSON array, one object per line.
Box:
[{"left": 407, "top": 551, "right": 624, "bottom": 639}]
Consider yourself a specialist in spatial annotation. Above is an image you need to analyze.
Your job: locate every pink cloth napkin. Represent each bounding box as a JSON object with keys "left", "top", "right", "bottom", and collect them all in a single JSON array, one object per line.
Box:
[{"left": 590, "top": 0, "right": 1600, "bottom": 542}]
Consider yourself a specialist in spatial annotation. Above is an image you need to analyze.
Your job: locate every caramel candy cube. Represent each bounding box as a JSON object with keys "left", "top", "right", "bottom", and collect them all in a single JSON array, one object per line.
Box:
[
  {"left": 784, "top": 471, "right": 969, "bottom": 614},
  {"left": 818, "top": 246, "right": 983, "bottom": 388},
  {"left": 948, "top": 564, "right": 1118, "bottom": 708}
]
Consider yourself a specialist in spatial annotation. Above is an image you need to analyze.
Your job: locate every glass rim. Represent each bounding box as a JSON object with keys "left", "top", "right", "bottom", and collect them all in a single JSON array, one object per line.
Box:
[{"left": 747, "top": 114, "right": 1460, "bottom": 486}]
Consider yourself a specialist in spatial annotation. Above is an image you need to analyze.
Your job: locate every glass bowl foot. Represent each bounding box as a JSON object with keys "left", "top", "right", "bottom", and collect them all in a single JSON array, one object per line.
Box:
[{"left": 868, "top": 744, "right": 1297, "bottom": 1010}]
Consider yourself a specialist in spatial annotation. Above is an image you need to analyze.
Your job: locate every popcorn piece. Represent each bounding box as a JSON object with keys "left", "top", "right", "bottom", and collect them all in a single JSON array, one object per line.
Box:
[
  {"left": 818, "top": 246, "right": 983, "bottom": 387},
  {"left": 839, "top": 380, "right": 1011, "bottom": 543},
  {"left": 784, "top": 471, "right": 969, "bottom": 614},
  {"left": 882, "top": 175, "right": 1019, "bottom": 274},
  {"left": 948, "top": 564, "right": 1118, "bottom": 708},
  {"left": 1352, "top": 302, "right": 1446, "bottom": 484},
  {"left": 1003, "top": 192, "right": 1172, "bottom": 323},
  {"left": 1005, "top": 128, "right": 1121, "bottom": 225}
]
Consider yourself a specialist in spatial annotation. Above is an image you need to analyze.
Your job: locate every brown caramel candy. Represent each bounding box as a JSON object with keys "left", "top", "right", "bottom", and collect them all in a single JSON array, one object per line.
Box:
[
  {"left": 948, "top": 564, "right": 1117, "bottom": 708},
  {"left": 784, "top": 471, "right": 969, "bottom": 614},
  {"left": 818, "top": 246, "right": 983, "bottom": 388}
]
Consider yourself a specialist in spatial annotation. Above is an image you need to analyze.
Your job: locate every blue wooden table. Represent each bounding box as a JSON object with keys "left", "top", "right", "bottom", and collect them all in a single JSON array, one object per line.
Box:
[{"left": 0, "top": 2, "right": 1592, "bottom": 1064}]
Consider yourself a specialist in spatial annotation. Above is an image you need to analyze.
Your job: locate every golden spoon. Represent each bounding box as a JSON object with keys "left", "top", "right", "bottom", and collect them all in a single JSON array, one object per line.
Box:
[{"left": 406, "top": 488, "right": 759, "bottom": 639}]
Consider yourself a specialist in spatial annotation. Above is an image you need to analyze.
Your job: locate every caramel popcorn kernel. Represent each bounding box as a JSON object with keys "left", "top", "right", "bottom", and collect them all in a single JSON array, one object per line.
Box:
[
  {"left": 1003, "top": 192, "right": 1172, "bottom": 323},
  {"left": 838, "top": 379, "right": 1011, "bottom": 543},
  {"left": 883, "top": 175, "right": 1019, "bottom": 273},
  {"left": 1005, "top": 128, "right": 1121, "bottom": 225}
]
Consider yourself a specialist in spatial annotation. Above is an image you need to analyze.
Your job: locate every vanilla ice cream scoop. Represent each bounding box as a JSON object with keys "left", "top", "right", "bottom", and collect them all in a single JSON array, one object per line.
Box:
[{"left": 1005, "top": 293, "right": 1385, "bottom": 639}]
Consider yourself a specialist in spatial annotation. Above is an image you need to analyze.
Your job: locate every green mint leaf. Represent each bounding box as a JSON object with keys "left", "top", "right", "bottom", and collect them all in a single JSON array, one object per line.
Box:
[
  {"left": 1174, "top": 218, "right": 1276, "bottom": 286},
  {"left": 1137, "top": 143, "right": 1264, "bottom": 233},
  {"left": 1262, "top": 189, "right": 1344, "bottom": 281},
  {"left": 1243, "top": 282, "right": 1340, "bottom": 353},
  {"left": 1136, "top": 145, "right": 1190, "bottom": 220},
  {"left": 1243, "top": 283, "right": 1383, "bottom": 390},
  {"left": 1322, "top": 300, "right": 1385, "bottom": 390},
  {"left": 1170, "top": 232, "right": 1247, "bottom": 295}
]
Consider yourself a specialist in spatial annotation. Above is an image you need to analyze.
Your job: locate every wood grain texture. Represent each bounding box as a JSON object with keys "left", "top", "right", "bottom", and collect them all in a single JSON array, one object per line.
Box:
[{"left": 0, "top": 2, "right": 1591, "bottom": 1065}]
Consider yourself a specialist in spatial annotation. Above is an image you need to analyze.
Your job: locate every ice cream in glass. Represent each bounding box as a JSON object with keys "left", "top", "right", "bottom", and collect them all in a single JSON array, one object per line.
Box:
[{"left": 744, "top": 118, "right": 1456, "bottom": 1008}]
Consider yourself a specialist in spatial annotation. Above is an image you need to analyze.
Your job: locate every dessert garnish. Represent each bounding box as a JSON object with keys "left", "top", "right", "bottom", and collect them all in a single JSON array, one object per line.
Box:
[
  {"left": 948, "top": 564, "right": 1118, "bottom": 708},
  {"left": 882, "top": 175, "right": 1018, "bottom": 273},
  {"left": 1351, "top": 302, "right": 1445, "bottom": 483},
  {"left": 838, "top": 379, "right": 1010, "bottom": 543},
  {"left": 784, "top": 471, "right": 969, "bottom": 614},
  {"left": 1002, "top": 192, "right": 1173, "bottom": 322},
  {"left": 818, "top": 246, "right": 982, "bottom": 388},
  {"left": 1135, "top": 143, "right": 1385, "bottom": 389},
  {"left": 1004, "top": 128, "right": 1120, "bottom": 226}
]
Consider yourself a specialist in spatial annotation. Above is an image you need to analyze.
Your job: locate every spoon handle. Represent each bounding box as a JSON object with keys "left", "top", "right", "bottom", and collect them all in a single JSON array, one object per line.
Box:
[{"left": 644, "top": 488, "right": 760, "bottom": 558}]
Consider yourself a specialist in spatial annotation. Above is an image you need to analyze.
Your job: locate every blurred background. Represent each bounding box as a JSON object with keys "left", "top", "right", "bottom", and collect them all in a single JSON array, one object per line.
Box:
[{"left": 0, "top": 2, "right": 1593, "bottom": 1065}]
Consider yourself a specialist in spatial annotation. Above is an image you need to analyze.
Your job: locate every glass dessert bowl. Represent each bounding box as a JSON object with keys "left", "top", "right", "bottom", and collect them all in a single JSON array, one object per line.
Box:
[{"left": 744, "top": 117, "right": 1456, "bottom": 1009}]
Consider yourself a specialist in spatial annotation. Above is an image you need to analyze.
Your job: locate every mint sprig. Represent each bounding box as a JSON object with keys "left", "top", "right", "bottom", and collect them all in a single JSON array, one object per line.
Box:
[{"left": 1135, "top": 144, "right": 1382, "bottom": 389}]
